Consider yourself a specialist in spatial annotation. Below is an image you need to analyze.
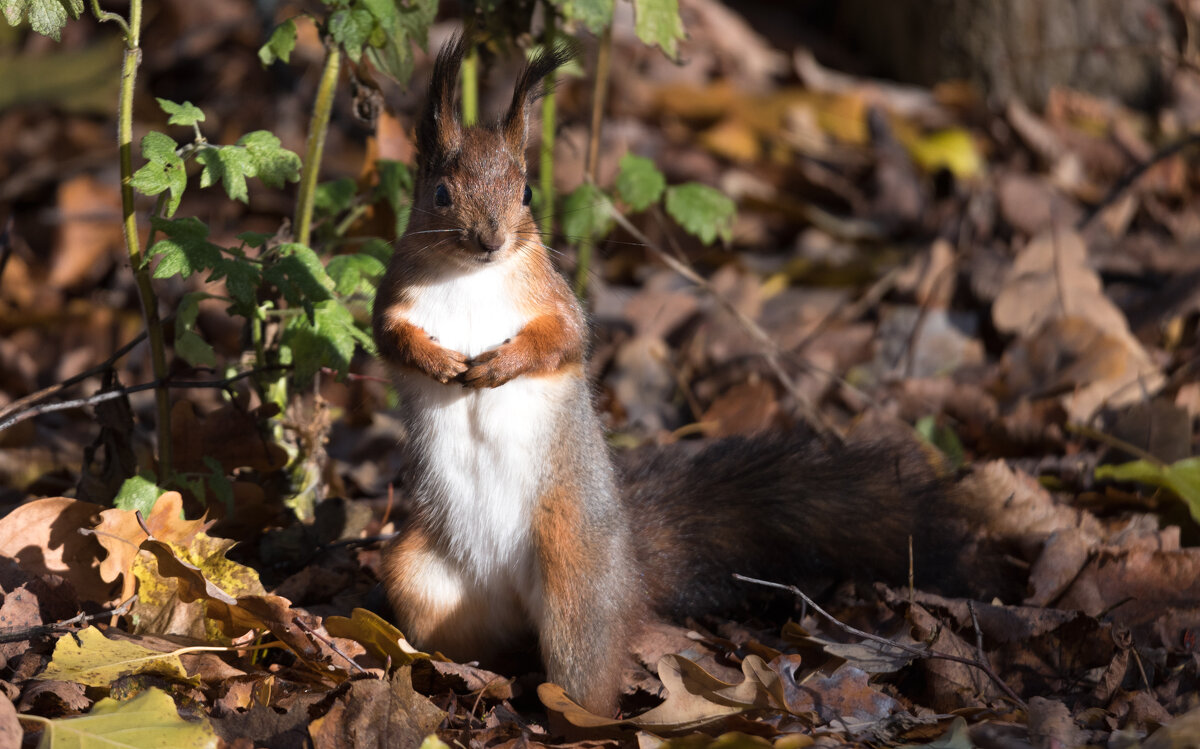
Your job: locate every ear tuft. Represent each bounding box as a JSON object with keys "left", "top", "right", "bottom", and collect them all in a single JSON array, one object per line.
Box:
[
  {"left": 502, "top": 39, "right": 578, "bottom": 155},
  {"left": 418, "top": 34, "right": 468, "bottom": 172}
]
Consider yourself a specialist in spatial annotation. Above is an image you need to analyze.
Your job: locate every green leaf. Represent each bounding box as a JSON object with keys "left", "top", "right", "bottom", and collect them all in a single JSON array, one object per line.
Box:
[
  {"left": 174, "top": 292, "right": 216, "bottom": 367},
  {"left": 633, "top": 0, "right": 684, "bottom": 58},
  {"left": 375, "top": 159, "right": 413, "bottom": 235},
  {"left": 615, "top": 154, "right": 665, "bottom": 212},
  {"left": 1, "top": 0, "right": 82, "bottom": 41},
  {"left": 363, "top": 0, "right": 436, "bottom": 83},
  {"left": 1096, "top": 457, "right": 1200, "bottom": 523},
  {"left": 208, "top": 251, "right": 262, "bottom": 314},
  {"left": 548, "top": 0, "right": 613, "bottom": 33},
  {"left": 664, "top": 182, "right": 735, "bottom": 245},
  {"left": 914, "top": 415, "right": 965, "bottom": 470},
  {"left": 327, "top": 252, "right": 385, "bottom": 297},
  {"left": 202, "top": 457, "right": 234, "bottom": 513},
  {"left": 259, "top": 18, "right": 297, "bottom": 66},
  {"left": 329, "top": 8, "right": 374, "bottom": 62},
  {"left": 156, "top": 98, "right": 206, "bottom": 127},
  {"left": 283, "top": 299, "right": 375, "bottom": 382},
  {"left": 359, "top": 0, "right": 396, "bottom": 25},
  {"left": 130, "top": 131, "right": 186, "bottom": 217},
  {"left": 113, "top": 473, "right": 165, "bottom": 516},
  {"left": 360, "top": 237, "right": 394, "bottom": 264},
  {"left": 264, "top": 243, "right": 334, "bottom": 313},
  {"left": 196, "top": 145, "right": 253, "bottom": 203},
  {"left": 149, "top": 217, "right": 222, "bottom": 279},
  {"left": 561, "top": 183, "right": 613, "bottom": 243},
  {"left": 315, "top": 177, "right": 357, "bottom": 218},
  {"left": 237, "top": 130, "right": 302, "bottom": 189},
  {"left": 37, "top": 686, "right": 217, "bottom": 748}
]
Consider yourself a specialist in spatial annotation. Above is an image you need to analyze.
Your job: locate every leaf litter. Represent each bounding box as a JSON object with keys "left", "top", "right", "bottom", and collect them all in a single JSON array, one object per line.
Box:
[{"left": 3, "top": 1, "right": 1200, "bottom": 747}]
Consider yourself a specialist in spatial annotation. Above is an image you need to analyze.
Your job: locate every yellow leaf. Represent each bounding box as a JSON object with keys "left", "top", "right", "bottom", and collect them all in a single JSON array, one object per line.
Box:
[
  {"left": 324, "top": 608, "right": 428, "bottom": 666},
  {"left": 36, "top": 627, "right": 192, "bottom": 688},
  {"left": 36, "top": 687, "right": 217, "bottom": 749},
  {"left": 905, "top": 128, "right": 984, "bottom": 179}
]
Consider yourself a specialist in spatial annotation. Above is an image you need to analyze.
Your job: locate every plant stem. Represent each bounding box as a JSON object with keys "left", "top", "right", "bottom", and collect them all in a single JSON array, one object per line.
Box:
[
  {"left": 294, "top": 44, "right": 341, "bottom": 248},
  {"left": 575, "top": 23, "right": 613, "bottom": 298},
  {"left": 539, "top": 17, "right": 557, "bottom": 246},
  {"left": 461, "top": 43, "right": 479, "bottom": 127},
  {"left": 114, "top": 0, "right": 173, "bottom": 475}
]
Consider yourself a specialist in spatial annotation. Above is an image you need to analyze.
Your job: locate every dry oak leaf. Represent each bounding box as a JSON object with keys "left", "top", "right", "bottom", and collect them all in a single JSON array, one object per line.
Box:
[
  {"left": 540, "top": 654, "right": 784, "bottom": 733},
  {"left": 308, "top": 669, "right": 444, "bottom": 749},
  {"left": 0, "top": 497, "right": 115, "bottom": 605},
  {"left": 35, "top": 625, "right": 192, "bottom": 687}
]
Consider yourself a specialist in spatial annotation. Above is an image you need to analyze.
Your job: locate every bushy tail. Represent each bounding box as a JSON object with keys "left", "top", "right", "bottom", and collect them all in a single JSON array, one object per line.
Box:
[{"left": 617, "top": 426, "right": 975, "bottom": 617}]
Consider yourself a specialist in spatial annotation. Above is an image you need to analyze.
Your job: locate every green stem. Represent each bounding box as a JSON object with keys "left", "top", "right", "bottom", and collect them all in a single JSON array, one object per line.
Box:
[
  {"left": 115, "top": 0, "right": 173, "bottom": 475},
  {"left": 461, "top": 43, "right": 479, "bottom": 127},
  {"left": 575, "top": 24, "right": 614, "bottom": 299},
  {"left": 539, "top": 17, "right": 557, "bottom": 246},
  {"left": 294, "top": 45, "right": 341, "bottom": 248},
  {"left": 89, "top": 0, "right": 130, "bottom": 37}
]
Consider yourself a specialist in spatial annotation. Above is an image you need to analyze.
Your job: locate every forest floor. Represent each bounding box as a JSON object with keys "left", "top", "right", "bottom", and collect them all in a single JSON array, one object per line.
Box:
[{"left": 2, "top": 1, "right": 1200, "bottom": 747}]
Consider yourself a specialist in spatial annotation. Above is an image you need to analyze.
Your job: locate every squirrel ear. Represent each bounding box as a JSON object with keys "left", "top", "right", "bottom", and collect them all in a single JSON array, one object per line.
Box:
[
  {"left": 418, "top": 35, "right": 468, "bottom": 167},
  {"left": 502, "top": 40, "right": 576, "bottom": 155}
]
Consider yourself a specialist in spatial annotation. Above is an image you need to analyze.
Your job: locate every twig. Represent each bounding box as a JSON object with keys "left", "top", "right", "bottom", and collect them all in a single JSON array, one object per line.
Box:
[
  {"left": 732, "top": 573, "right": 1027, "bottom": 709},
  {"left": 295, "top": 618, "right": 368, "bottom": 675},
  {"left": 0, "top": 329, "right": 149, "bottom": 423},
  {"left": 1078, "top": 131, "right": 1200, "bottom": 230},
  {"left": 319, "top": 366, "right": 390, "bottom": 385},
  {"left": 0, "top": 365, "right": 287, "bottom": 434},
  {"left": 0, "top": 594, "right": 138, "bottom": 643},
  {"left": 608, "top": 205, "right": 840, "bottom": 443}
]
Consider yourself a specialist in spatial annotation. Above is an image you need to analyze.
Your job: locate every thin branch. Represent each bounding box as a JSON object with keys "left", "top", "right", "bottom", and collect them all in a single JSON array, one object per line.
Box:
[
  {"left": 88, "top": 0, "right": 130, "bottom": 37},
  {"left": 732, "top": 573, "right": 1027, "bottom": 709},
  {"left": 295, "top": 618, "right": 368, "bottom": 675},
  {"left": 0, "top": 595, "right": 137, "bottom": 643},
  {"left": 608, "top": 205, "right": 839, "bottom": 442},
  {"left": 0, "top": 366, "right": 288, "bottom": 434},
  {"left": 0, "top": 330, "right": 148, "bottom": 423},
  {"left": 1078, "top": 131, "right": 1200, "bottom": 230}
]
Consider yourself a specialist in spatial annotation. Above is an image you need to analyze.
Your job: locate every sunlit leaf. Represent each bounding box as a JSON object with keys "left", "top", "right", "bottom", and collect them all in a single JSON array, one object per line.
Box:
[
  {"left": 156, "top": 98, "right": 205, "bottom": 128},
  {"left": 196, "top": 145, "right": 253, "bottom": 203},
  {"left": 131, "top": 131, "right": 186, "bottom": 216},
  {"left": 633, "top": 0, "right": 684, "bottom": 58},
  {"left": 1096, "top": 457, "right": 1200, "bottom": 523},
  {"left": 113, "top": 473, "right": 165, "bottom": 516},
  {"left": 37, "top": 627, "right": 191, "bottom": 687},
  {"left": 1, "top": 0, "right": 82, "bottom": 41},
  {"left": 258, "top": 19, "right": 297, "bottom": 66},
  {"left": 664, "top": 182, "right": 735, "bottom": 245},
  {"left": 561, "top": 183, "right": 612, "bottom": 243},
  {"left": 615, "top": 153, "right": 665, "bottom": 212},
  {"left": 905, "top": 128, "right": 984, "bottom": 180},
  {"left": 149, "top": 217, "right": 222, "bottom": 279},
  {"left": 238, "top": 130, "right": 301, "bottom": 188},
  {"left": 37, "top": 687, "right": 217, "bottom": 748}
]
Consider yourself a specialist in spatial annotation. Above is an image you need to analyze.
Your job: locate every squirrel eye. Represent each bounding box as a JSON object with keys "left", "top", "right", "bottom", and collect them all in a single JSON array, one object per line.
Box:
[
  {"left": 434, "top": 184, "right": 451, "bottom": 207},
  {"left": 522, "top": 184, "right": 532, "bottom": 206}
]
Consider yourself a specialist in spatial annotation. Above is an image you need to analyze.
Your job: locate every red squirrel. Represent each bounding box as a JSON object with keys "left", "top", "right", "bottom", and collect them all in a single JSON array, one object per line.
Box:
[{"left": 372, "top": 37, "right": 972, "bottom": 715}]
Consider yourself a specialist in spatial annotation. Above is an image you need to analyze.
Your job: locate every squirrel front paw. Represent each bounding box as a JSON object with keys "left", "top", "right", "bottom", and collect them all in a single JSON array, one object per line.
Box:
[
  {"left": 413, "top": 339, "right": 469, "bottom": 383},
  {"left": 461, "top": 343, "right": 522, "bottom": 388}
]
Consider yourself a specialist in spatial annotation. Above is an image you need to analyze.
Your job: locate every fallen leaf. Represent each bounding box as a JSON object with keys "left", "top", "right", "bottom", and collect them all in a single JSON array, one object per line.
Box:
[
  {"left": 0, "top": 498, "right": 114, "bottom": 605},
  {"left": 324, "top": 607, "right": 427, "bottom": 667},
  {"left": 35, "top": 626, "right": 192, "bottom": 688},
  {"left": 36, "top": 687, "right": 217, "bottom": 748}
]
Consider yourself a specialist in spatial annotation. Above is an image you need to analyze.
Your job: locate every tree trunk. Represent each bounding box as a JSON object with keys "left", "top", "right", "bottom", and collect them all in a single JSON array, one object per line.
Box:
[{"left": 834, "top": 0, "right": 1177, "bottom": 108}]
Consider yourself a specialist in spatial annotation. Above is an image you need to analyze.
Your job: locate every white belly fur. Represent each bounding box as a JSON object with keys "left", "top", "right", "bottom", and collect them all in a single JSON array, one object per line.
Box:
[{"left": 396, "top": 262, "right": 568, "bottom": 597}]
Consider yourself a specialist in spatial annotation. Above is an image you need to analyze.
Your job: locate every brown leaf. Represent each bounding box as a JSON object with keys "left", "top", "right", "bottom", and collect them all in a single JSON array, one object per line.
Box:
[
  {"left": 1027, "top": 696, "right": 1082, "bottom": 749},
  {"left": 0, "top": 692, "right": 19, "bottom": 749},
  {"left": 0, "top": 498, "right": 115, "bottom": 605},
  {"left": 308, "top": 670, "right": 444, "bottom": 749},
  {"left": 0, "top": 583, "right": 44, "bottom": 668},
  {"left": 775, "top": 663, "right": 899, "bottom": 727}
]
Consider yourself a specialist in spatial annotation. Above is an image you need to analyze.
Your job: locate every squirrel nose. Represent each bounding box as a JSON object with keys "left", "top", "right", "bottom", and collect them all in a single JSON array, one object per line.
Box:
[{"left": 474, "top": 230, "right": 505, "bottom": 254}]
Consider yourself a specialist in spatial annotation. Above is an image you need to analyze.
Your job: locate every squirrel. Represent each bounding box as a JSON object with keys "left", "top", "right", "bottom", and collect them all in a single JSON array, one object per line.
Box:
[{"left": 372, "top": 36, "right": 976, "bottom": 716}]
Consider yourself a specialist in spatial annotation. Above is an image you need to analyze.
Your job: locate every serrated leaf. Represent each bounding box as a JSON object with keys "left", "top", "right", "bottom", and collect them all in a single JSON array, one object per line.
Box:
[
  {"left": 327, "top": 252, "right": 385, "bottom": 297},
  {"left": 2, "top": 0, "right": 82, "bottom": 41},
  {"left": 283, "top": 299, "right": 374, "bottom": 381},
  {"left": 113, "top": 473, "right": 166, "bottom": 516},
  {"left": 363, "top": 0, "right": 435, "bottom": 83},
  {"left": 315, "top": 177, "right": 357, "bottom": 218},
  {"left": 561, "top": 183, "right": 612, "bottom": 243},
  {"left": 131, "top": 131, "right": 187, "bottom": 217},
  {"left": 156, "top": 98, "right": 206, "bottom": 127},
  {"left": 548, "top": 0, "right": 613, "bottom": 33},
  {"left": 664, "top": 182, "right": 735, "bottom": 245},
  {"left": 149, "top": 217, "right": 222, "bottom": 279},
  {"left": 1096, "top": 457, "right": 1200, "bottom": 523},
  {"left": 360, "top": 237, "right": 394, "bottom": 265},
  {"left": 37, "top": 627, "right": 192, "bottom": 686},
  {"left": 207, "top": 253, "right": 261, "bottom": 314},
  {"left": 264, "top": 242, "right": 334, "bottom": 312},
  {"left": 360, "top": 0, "right": 395, "bottom": 25},
  {"left": 633, "top": 0, "right": 684, "bottom": 58},
  {"left": 196, "top": 145, "right": 253, "bottom": 203},
  {"left": 329, "top": 8, "right": 374, "bottom": 62},
  {"left": 237, "top": 130, "right": 302, "bottom": 189},
  {"left": 259, "top": 18, "right": 297, "bottom": 66},
  {"left": 175, "top": 315, "right": 216, "bottom": 367},
  {"left": 615, "top": 153, "right": 665, "bottom": 212}
]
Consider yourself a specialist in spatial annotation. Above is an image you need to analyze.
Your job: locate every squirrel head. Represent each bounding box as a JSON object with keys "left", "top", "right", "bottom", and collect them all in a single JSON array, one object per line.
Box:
[{"left": 409, "top": 35, "right": 574, "bottom": 267}]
